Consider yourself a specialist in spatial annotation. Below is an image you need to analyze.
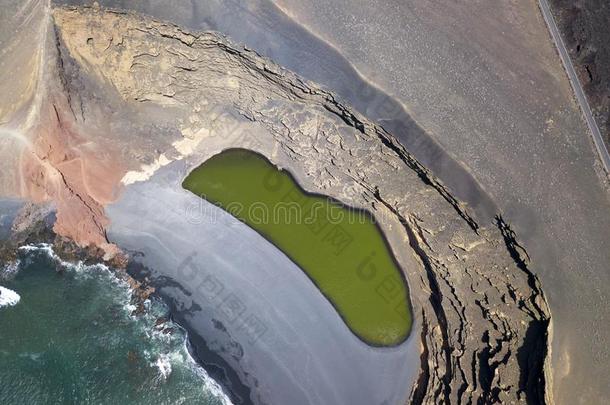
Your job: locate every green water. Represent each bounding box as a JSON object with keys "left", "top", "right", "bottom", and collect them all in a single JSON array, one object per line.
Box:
[
  {"left": 0, "top": 244, "right": 230, "bottom": 405},
  {"left": 183, "top": 149, "right": 412, "bottom": 346}
]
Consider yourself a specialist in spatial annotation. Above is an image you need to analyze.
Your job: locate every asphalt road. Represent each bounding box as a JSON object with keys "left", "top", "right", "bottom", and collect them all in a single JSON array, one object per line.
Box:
[{"left": 538, "top": 0, "right": 610, "bottom": 173}]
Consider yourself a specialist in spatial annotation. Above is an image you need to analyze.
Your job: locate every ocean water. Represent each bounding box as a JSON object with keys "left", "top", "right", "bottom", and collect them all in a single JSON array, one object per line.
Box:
[{"left": 0, "top": 244, "right": 232, "bottom": 405}]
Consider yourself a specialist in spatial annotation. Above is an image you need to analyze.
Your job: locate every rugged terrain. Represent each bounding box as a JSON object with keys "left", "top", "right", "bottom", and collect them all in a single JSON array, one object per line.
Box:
[
  {"left": 549, "top": 0, "right": 610, "bottom": 148},
  {"left": 0, "top": 4, "right": 555, "bottom": 404},
  {"left": 232, "top": 1, "right": 610, "bottom": 403}
]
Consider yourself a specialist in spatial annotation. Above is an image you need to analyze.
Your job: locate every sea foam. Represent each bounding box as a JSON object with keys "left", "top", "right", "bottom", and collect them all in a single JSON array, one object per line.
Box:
[
  {"left": 154, "top": 354, "right": 173, "bottom": 380},
  {"left": 0, "top": 286, "right": 20, "bottom": 308},
  {"left": 1, "top": 260, "right": 20, "bottom": 278},
  {"left": 15, "top": 243, "right": 234, "bottom": 404}
]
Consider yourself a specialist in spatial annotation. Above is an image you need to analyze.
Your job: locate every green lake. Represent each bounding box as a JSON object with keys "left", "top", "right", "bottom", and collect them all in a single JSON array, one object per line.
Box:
[{"left": 182, "top": 149, "right": 412, "bottom": 346}]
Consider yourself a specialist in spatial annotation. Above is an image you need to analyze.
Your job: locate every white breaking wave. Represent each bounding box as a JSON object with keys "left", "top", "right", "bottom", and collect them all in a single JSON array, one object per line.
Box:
[
  {"left": 1, "top": 260, "right": 20, "bottom": 280},
  {"left": 18, "top": 243, "right": 111, "bottom": 275},
  {"left": 0, "top": 286, "right": 20, "bottom": 308},
  {"left": 19, "top": 243, "right": 63, "bottom": 263},
  {"left": 155, "top": 354, "right": 173, "bottom": 380},
  {"left": 184, "top": 339, "right": 234, "bottom": 405},
  {"left": 17, "top": 243, "right": 234, "bottom": 405}
]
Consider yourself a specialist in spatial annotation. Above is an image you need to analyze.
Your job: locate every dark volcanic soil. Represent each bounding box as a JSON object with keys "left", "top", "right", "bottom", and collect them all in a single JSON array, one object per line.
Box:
[{"left": 549, "top": 0, "right": 610, "bottom": 147}]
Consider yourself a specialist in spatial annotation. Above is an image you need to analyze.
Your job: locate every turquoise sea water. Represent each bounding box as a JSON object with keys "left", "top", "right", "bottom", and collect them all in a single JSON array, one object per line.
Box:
[{"left": 0, "top": 244, "right": 231, "bottom": 405}]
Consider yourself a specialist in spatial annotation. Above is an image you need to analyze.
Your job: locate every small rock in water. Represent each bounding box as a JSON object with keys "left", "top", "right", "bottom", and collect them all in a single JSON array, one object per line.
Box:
[{"left": 127, "top": 350, "right": 138, "bottom": 363}]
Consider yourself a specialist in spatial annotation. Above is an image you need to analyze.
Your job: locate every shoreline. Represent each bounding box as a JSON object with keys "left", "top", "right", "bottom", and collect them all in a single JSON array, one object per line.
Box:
[
  {"left": 126, "top": 260, "right": 252, "bottom": 405},
  {"left": 0, "top": 240, "right": 234, "bottom": 404},
  {"left": 182, "top": 147, "right": 414, "bottom": 348},
  {"left": 0, "top": 200, "right": 246, "bottom": 404},
  {"left": 106, "top": 159, "right": 421, "bottom": 405}
]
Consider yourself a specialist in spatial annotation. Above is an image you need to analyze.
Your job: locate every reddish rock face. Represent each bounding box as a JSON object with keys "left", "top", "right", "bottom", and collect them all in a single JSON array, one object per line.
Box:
[{"left": 19, "top": 96, "right": 125, "bottom": 255}]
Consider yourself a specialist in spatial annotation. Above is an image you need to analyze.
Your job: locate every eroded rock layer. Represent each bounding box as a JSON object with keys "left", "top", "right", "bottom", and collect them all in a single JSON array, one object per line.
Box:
[{"left": 2, "top": 5, "right": 551, "bottom": 404}]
